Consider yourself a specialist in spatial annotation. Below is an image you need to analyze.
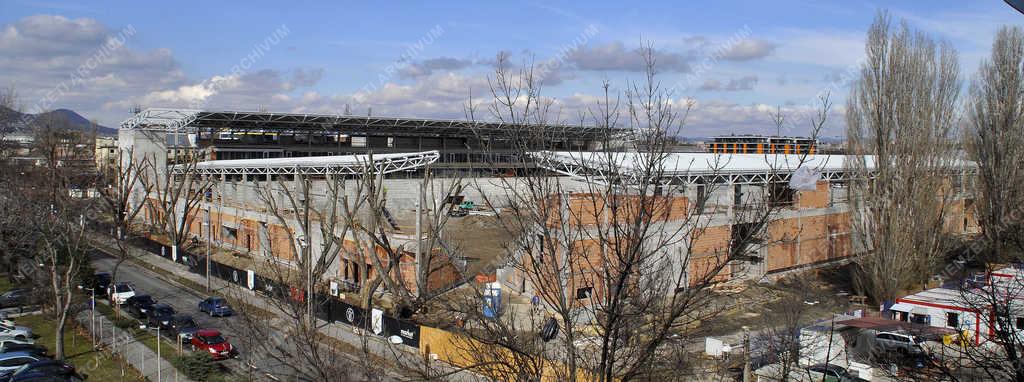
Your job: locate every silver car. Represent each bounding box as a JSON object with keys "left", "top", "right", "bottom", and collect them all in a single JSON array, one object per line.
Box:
[
  {"left": 0, "top": 351, "right": 44, "bottom": 372},
  {"left": 873, "top": 331, "right": 925, "bottom": 356},
  {"left": 0, "top": 322, "right": 31, "bottom": 341}
]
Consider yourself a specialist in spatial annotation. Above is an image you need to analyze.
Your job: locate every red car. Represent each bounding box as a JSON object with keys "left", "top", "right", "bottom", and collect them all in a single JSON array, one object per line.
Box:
[{"left": 189, "top": 329, "right": 236, "bottom": 360}]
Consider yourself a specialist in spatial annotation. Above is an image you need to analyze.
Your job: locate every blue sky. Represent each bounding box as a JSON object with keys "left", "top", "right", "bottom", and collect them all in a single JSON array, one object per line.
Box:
[{"left": 0, "top": 0, "right": 1020, "bottom": 136}]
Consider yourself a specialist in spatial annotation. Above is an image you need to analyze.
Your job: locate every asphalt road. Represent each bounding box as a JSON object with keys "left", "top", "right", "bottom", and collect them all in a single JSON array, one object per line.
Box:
[{"left": 88, "top": 253, "right": 328, "bottom": 381}]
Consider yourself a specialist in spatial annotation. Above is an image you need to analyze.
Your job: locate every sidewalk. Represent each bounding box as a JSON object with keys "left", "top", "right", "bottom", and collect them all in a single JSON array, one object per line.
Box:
[
  {"left": 75, "top": 309, "right": 191, "bottom": 382},
  {"left": 89, "top": 234, "right": 482, "bottom": 381}
]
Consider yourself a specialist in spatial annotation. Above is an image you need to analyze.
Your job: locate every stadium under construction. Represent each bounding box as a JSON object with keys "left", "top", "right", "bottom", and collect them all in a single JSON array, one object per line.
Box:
[{"left": 118, "top": 107, "right": 979, "bottom": 302}]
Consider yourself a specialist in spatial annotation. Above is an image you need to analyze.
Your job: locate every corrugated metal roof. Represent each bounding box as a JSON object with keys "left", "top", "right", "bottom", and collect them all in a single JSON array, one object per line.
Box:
[{"left": 539, "top": 151, "right": 876, "bottom": 174}]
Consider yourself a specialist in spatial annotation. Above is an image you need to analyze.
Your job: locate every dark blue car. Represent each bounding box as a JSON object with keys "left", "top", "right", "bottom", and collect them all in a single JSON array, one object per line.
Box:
[
  {"left": 2, "top": 359, "right": 82, "bottom": 381},
  {"left": 198, "top": 297, "right": 233, "bottom": 317}
]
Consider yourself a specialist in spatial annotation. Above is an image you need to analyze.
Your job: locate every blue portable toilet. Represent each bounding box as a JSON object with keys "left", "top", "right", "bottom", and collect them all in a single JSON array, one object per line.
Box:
[{"left": 482, "top": 282, "right": 502, "bottom": 318}]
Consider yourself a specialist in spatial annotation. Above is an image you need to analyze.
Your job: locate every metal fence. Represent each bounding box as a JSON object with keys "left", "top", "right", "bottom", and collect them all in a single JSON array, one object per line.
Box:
[{"left": 138, "top": 237, "right": 421, "bottom": 348}]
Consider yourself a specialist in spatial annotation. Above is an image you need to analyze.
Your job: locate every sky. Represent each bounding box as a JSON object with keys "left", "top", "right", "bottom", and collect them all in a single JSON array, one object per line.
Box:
[{"left": 0, "top": 0, "right": 1020, "bottom": 137}]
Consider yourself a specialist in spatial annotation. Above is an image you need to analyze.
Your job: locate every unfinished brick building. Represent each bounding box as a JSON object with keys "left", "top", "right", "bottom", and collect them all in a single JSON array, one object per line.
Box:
[{"left": 497, "top": 151, "right": 979, "bottom": 304}]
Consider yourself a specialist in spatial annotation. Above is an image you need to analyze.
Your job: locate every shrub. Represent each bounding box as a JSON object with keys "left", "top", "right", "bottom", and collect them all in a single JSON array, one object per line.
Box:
[
  {"left": 110, "top": 316, "right": 136, "bottom": 330},
  {"left": 172, "top": 352, "right": 219, "bottom": 381}
]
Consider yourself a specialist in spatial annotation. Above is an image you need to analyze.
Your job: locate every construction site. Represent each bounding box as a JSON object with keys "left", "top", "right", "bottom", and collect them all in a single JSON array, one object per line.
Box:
[{"left": 117, "top": 107, "right": 980, "bottom": 305}]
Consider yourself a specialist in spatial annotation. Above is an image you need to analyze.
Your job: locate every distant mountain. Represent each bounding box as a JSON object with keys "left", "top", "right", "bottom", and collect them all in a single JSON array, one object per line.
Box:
[{"left": 0, "top": 106, "right": 116, "bottom": 135}]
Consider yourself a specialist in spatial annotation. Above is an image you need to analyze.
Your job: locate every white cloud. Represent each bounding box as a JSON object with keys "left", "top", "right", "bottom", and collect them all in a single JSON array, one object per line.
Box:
[
  {"left": 720, "top": 39, "right": 777, "bottom": 61},
  {"left": 566, "top": 41, "right": 694, "bottom": 72},
  {"left": 0, "top": 14, "right": 185, "bottom": 123},
  {"left": 122, "top": 68, "right": 324, "bottom": 111},
  {"left": 699, "top": 76, "right": 759, "bottom": 91}
]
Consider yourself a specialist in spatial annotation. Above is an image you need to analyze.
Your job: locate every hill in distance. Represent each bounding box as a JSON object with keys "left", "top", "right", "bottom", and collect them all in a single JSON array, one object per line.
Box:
[{"left": 0, "top": 106, "right": 116, "bottom": 136}]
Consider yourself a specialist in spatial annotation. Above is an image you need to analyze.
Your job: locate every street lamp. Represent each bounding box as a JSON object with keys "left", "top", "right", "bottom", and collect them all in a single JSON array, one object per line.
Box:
[
  {"left": 76, "top": 285, "right": 96, "bottom": 348},
  {"left": 204, "top": 210, "right": 212, "bottom": 292},
  {"left": 296, "top": 235, "right": 311, "bottom": 325},
  {"left": 140, "top": 324, "right": 162, "bottom": 382}
]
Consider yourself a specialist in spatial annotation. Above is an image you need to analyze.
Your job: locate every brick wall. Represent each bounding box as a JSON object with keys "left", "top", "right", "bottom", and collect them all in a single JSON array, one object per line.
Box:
[
  {"left": 545, "top": 193, "right": 690, "bottom": 228},
  {"left": 795, "top": 181, "right": 829, "bottom": 209},
  {"left": 339, "top": 239, "right": 462, "bottom": 295},
  {"left": 267, "top": 223, "right": 296, "bottom": 261},
  {"left": 692, "top": 225, "right": 731, "bottom": 255},
  {"left": 944, "top": 199, "right": 979, "bottom": 234},
  {"left": 766, "top": 212, "right": 851, "bottom": 272}
]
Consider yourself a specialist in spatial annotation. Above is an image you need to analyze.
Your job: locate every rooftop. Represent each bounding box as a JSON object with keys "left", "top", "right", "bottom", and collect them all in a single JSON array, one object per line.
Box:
[
  {"left": 533, "top": 151, "right": 878, "bottom": 185},
  {"left": 180, "top": 150, "right": 439, "bottom": 175},
  {"left": 122, "top": 108, "right": 625, "bottom": 139}
]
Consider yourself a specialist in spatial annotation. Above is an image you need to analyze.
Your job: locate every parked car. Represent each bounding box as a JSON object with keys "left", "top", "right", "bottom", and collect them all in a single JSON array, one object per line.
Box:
[
  {"left": 198, "top": 297, "right": 233, "bottom": 317},
  {"left": 0, "top": 352, "right": 46, "bottom": 373},
  {"left": 2, "top": 359, "right": 82, "bottom": 381},
  {"left": 0, "top": 343, "right": 46, "bottom": 358},
  {"left": 145, "top": 303, "right": 176, "bottom": 330},
  {"left": 165, "top": 314, "right": 199, "bottom": 344},
  {"left": 0, "top": 290, "right": 30, "bottom": 309},
  {"left": 0, "top": 322, "right": 31, "bottom": 341},
  {"left": 190, "top": 329, "right": 235, "bottom": 360},
  {"left": 805, "top": 363, "right": 867, "bottom": 382},
  {"left": 77, "top": 272, "right": 111, "bottom": 298},
  {"left": 124, "top": 295, "right": 157, "bottom": 319},
  {"left": 874, "top": 331, "right": 926, "bottom": 356},
  {"left": 108, "top": 283, "right": 135, "bottom": 305},
  {"left": 0, "top": 339, "right": 33, "bottom": 348}
]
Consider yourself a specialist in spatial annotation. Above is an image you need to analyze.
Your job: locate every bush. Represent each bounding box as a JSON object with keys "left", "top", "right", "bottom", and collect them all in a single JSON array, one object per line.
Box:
[
  {"left": 172, "top": 352, "right": 219, "bottom": 381},
  {"left": 110, "top": 316, "right": 136, "bottom": 330}
]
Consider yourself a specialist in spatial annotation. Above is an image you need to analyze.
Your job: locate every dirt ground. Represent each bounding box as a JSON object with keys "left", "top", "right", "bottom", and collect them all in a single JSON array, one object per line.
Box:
[
  {"left": 699, "top": 264, "right": 862, "bottom": 337},
  {"left": 441, "top": 214, "right": 517, "bottom": 276}
]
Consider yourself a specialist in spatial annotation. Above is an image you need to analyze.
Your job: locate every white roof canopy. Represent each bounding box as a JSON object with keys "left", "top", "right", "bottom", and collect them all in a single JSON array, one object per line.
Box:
[
  {"left": 176, "top": 150, "right": 439, "bottom": 176},
  {"left": 532, "top": 151, "right": 879, "bottom": 185}
]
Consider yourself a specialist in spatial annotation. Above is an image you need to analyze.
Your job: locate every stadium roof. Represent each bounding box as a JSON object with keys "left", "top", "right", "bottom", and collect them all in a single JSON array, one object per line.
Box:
[
  {"left": 177, "top": 150, "right": 439, "bottom": 176},
  {"left": 122, "top": 108, "right": 621, "bottom": 139},
  {"left": 533, "top": 151, "right": 877, "bottom": 185}
]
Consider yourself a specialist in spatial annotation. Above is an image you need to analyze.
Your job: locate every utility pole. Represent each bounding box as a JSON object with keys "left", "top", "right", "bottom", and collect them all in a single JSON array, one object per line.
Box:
[
  {"left": 205, "top": 209, "right": 211, "bottom": 292},
  {"left": 297, "top": 235, "right": 311, "bottom": 326},
  {"left": 89, "top": 287, "right": 95, "bottom": 349},
  {"left": 414, "top": 177, "right": 423, "bottom": 297},
  {"left": 742, "top": 326, "right": 751, "bottom": 382},
  {"left": 157, "top": 325, "right": 161, "bottom": 382}
]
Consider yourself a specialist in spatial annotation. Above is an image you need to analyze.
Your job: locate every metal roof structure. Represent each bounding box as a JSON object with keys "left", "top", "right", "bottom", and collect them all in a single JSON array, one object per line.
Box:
[
  {"left": 122, "top": 108, "right": 621, "bottom": 139},
  {"left": 532, "top": 151, "right": 878, "bottom": 185},
  {"left": 177, "top": 150, "right": 439, "bottom": 176}
]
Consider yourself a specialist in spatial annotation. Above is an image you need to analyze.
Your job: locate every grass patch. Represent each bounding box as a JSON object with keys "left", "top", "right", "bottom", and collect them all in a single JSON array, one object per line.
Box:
[
  {"left": 1, "top": 273, "right": 143, "bottom": 379},
  {"left": 0, "top": 276, "right": 14, "bottom": 293},
  {"left": 95, "top": 302, "right": 189, "bottom": 358},
  {"left": 95, "top": 301, "right": 238, "bottom": 381},
  {"left": 14, "top": 314, "right": 146, "bottom": 381}
]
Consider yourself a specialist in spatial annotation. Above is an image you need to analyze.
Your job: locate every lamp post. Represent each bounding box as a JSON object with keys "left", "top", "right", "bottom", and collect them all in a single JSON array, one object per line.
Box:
[
  {"left": 90, "top": 286, "right": 95, "bottom": 347},
  {"left": 297, "top": 235, "right": 311, "bottom": 326},
  {"left": 140, "top": 324, "right": 161, "bottom": 382},
  {"left": 204, "top": 210, "right": 211, "bottom": 292},
  {"left": 742, "top": 326, "right": 751, "bottom": 382}
]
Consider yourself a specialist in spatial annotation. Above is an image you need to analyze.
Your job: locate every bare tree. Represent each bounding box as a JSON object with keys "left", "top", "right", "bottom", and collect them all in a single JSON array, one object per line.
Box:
[
  {"left": 346, "top": 165, "right": 468, "bottom": 312},
  {"left": 424, "top": 45, "right": 830, "bottom": 382},
  {"left": 908, "top": 25, "right": 1024, "bottom": 382},
  {"left": 0, "top": 85, "right": 18, "bottom": 151},
  {"left": 966, "top": 26, "right": 1024, "bottom": 260},
  {"left": 20, "top": 113, "right": 95, "bottom": 360},
  {"left": 0, "top": 86, "right": 28, "bottom": 279},
  {"left": 95, "top": 147, "right": 152, "bottom": 307},
  {"left": 140, "top": 149, "right": 212, "bottom": 262},
  {"left": 846, "top": 11, "right": 962, "bottom": 304},
  {"left": 234, "top": 161, "right": 442, "bottom": 381}
]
